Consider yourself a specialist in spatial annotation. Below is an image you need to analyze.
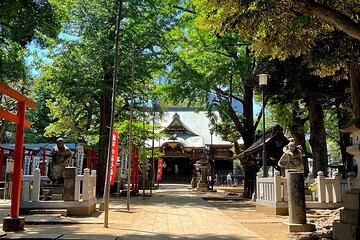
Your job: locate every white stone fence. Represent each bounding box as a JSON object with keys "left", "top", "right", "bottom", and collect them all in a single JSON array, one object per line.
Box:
[
  {"left": 256, "top": 170, "right": 351, "bottom": 209},
  {"left": 21, "top": 168, "right": 96, "bottom": 202}
]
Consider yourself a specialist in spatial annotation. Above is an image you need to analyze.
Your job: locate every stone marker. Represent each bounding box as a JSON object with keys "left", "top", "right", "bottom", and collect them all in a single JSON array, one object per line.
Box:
[
  {"left": 287, "top": 170, "right": 306, "bottom": 224},
  {"left": 63, "top": 167, "right": 76, "bottom": 201},
  {"left": 286, "top": 170, "right": 315, "bottom": 232}
]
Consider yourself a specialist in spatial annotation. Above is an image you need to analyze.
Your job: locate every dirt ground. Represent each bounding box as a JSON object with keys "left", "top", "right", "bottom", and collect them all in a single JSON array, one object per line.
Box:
[{"left": 206, "top": 199, "right": 339, "bottom": 240}]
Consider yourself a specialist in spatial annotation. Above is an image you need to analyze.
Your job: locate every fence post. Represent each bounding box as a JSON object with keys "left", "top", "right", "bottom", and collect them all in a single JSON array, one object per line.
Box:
[
  {"left": 91, "top": 170, "right": 97, "bottom": 199},
  {"left": 256, "top": 172, "right": 261, "bottom": 200},
  {"left": 32, "top": 168, "right": 40, "bottom": 202},
  {"left": 274, "top": 171, "right": 281, "bottom": 202},
  {"left": 21, "top": 180, "right": 30, "bottom": 201},
  {"left": 317, "top": 171, "right": 326, "bottom": 203},
  {"left": 83, "top": 168, "right": 90, "bottom": 201},
  {"left": 333, "top": 171, "right": 341, "bottom": 203},
  {"left": 75, "top": 175, "right": 81, "bottom": 201}
]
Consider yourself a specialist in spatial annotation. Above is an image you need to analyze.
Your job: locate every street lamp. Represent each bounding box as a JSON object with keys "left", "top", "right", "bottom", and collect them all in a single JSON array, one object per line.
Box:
[
  {"left": 209, "top": 128, "right": 214, "bottom": 191},
  {"left": 258, "top": 74, "right": 268, "bottom": 177}
]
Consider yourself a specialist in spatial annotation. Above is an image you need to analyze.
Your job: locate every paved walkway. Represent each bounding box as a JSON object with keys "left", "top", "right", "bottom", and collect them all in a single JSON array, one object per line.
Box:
[{"left": 0, "top": 184, "right": 267, "bottom": 239}]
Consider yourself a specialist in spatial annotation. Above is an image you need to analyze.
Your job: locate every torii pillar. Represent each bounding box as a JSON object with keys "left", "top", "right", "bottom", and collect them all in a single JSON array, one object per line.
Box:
[{"left": 0, "top": 82, "right": 36, "bottom": 231}]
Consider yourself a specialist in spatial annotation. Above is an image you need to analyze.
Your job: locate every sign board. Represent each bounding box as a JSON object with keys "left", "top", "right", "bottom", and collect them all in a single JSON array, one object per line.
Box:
[
  {"left": 32, "top": 157, "right": 40, "bottom": 174},
  {"left": 24, "top": 156, "right": 32, "bottom": 175},
  {"left": 120, "top": 150, "right": 127, "bottom": 178},
  {"left": 6, "top": 158, "right": 14, "bottom": 173},
  {"left": 76, "top": 145, "right": 84, "bottom": 175},
  {"left": 110, "top": 130, "right": 119, "bottom": 185}
]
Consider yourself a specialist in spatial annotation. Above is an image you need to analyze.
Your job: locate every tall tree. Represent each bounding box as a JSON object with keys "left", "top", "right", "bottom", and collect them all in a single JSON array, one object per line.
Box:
[
  {"left": 37, "top": 0, "right": 180, "bottom": 197},
  {"left": 160, "top": 9, "right": 269, "bottom": 196},
  {"left": 0, "top": 0, "right": 60, "bottom": 142}
]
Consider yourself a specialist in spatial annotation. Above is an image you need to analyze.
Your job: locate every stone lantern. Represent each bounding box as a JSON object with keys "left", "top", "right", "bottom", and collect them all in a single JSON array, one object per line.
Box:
[
  {"left": 333, "top": 120, "right": 360, "bottom": 239},
  {"left": 194, "top": 155, "right": 209, "bottom": 191}
]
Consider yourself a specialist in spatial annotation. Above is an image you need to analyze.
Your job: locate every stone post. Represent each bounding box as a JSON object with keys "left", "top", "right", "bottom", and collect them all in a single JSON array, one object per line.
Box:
[
  {"left": 287, "top": 170, "right": 306, "bottom": 224},
  {"left": 83, "top": 168, "right": 90, "bottom": 200},
  {"left": 63, "top": 167, "right": 76, "bottom": 201},
  {"left": 317, "top": 171, "right": 326, "bottom": 203},
  {"left": 286, "top": 170, "right": 315, "bottom": 232},
  {"left": 274, "top": 171, "right": 281, "bottom": 202},
  {"left": 32, "top": 168, "right": 41, "bottom": 202}
]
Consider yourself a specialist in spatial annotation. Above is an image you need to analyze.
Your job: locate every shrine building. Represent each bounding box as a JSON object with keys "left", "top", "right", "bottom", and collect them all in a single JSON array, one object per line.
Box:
[{"left": 146, "top": 107, "right": 234, "bottom": 183}]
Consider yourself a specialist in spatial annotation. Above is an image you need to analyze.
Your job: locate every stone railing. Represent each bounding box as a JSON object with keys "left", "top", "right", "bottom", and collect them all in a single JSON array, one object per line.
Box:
[
  {"left": 256, "top": 171, "right": 288, "bottom": 203},
  {"left": 313, "top": 171, "right": 341, "bottom": 203},
  {"left": 21, "top": 168, "right": 96, "bottom": 202},
  {"left": 256, "top": 170, "right": 347, "bottom": 213}
]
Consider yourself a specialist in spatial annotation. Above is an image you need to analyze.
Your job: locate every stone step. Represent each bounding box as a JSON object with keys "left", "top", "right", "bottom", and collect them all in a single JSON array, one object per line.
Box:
[{"left": 30, "top": 209, "right": 68, "bottom": 217}]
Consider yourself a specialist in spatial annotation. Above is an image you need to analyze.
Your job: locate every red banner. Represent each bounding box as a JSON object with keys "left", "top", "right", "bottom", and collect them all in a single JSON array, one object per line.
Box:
[
  {"left": 157, "top": 158, "right": 163, "bottom": 181},
  {"left": 110, "top": 130, "right": 119, "bottom": 185}
]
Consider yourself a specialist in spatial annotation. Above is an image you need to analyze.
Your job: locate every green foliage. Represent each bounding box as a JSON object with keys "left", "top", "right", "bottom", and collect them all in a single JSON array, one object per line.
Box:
[
  {"left": 35, "top": 0, "right": 181, "bottom": 144},
  {"left": 192, "top": 0, "right": 360, "bottom": 78}
]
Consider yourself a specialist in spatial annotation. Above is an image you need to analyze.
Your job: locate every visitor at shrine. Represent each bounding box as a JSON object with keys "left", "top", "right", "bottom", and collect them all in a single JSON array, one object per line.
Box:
[
  {"left": 227, "top": 173, "right": 232, "bottom": 187},
  {"left": 215, "top": 173, "right": 221, "bottom": 185}
]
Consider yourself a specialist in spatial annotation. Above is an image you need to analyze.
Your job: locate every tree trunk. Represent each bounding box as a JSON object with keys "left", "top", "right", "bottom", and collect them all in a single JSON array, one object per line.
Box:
[
  {"left": 349, "top": 66, "right": 360, "bottom": 119},
  {"left": 0, "top": 120, "right": 8, "bottom": 143},
  {"left": 336, "top": 100, "right": 354, "bottom": 176},
  {"left": 242, "top": 84, "right": 255, "bottom": 149},
  {"left": 304, "top": 1, "right": 360, "bottom": 41},
  {"left": 241, "top": 83, "right": 256, "bottom": 198},
  {"left": 96, "top": 90, "right": 112, "bottom": 198},
  {"left": 242, "top": 163, "right": 257, "bottom": 198},
  {"left": 306, "top": 96, "right": 328, "bottom": 177},
  {"left": 287, "top": 101, "right": 309, "bottom": 177}
]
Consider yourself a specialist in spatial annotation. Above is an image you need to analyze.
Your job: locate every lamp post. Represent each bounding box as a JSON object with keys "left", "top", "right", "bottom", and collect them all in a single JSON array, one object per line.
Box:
[
  {"left": 259, "top": 74, "right": 268, "bottom": 177},
  {"left": 210, "top": 128, "right": 214, "bottom": 191}
]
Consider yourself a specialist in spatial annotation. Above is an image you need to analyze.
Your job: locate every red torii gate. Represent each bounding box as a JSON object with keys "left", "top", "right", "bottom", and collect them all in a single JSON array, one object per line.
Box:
[{"left": 0, "top": 82, "right": 36, "bottom": 231}]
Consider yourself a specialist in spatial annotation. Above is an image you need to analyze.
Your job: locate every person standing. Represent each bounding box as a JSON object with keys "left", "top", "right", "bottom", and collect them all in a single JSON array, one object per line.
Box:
[{"left": 226, "top": 173, "right": 232, "bottom": 187}]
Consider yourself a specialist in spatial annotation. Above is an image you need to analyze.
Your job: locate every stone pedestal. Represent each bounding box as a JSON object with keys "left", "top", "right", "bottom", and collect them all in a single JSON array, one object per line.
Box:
[
  {"left": 63, "top": 167, "right": 76, "bottom": 201},
  {"left": 3, "top": 216, "right": 25, "bottom": 232},
  {"left": 194, "top": 156, "right": 209, "bottom": 192},
  {"left": 286, "top": 170, "right": 315, "bottom": 232},
  {"left": 333, "top": 121, "right": 360, "bottom": 240},
  {"left": 333, "top": 189, "right": 360, "bottom": 240},
  {"left": 197, "top": 181, "right": 208, "bottom": 192}
]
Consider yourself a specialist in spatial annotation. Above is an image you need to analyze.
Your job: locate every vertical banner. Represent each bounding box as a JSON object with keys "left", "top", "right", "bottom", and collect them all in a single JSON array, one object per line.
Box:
[
  {"left": 24, "top": 155, "right": 31, "bottom": 175},
  {"left": 32, "top": 157, "right": 40, "bottom": 174},
  {"left": 110, "top": 130, "right": 119, "bottom": 185},
  {"left": 157, "top": 158, "right": 163, "bottom": 181},
  {"left": 76, "top": 145, "right": 84, "bottom": 175},
  {"left": 120, "top": 149, "right": 127, "bottom": 178}
]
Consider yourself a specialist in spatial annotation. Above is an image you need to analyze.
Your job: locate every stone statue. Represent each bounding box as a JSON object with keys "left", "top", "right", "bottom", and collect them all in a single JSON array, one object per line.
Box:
[
  {"left": 278, "top": 138, "right": 304, "bottom": 172},
  {"left": 48, "top": 138, "right": 72, "bottom": 184}
]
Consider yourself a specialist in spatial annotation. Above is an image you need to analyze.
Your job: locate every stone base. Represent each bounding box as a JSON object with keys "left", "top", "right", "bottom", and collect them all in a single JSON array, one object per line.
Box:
[
  {"left": 51, "top": 194, "right": 63, "bottom": 200},
  {"left": 99, "top": 201, "right": 105, "bottom": 211},
  {"left": 20, "top": 198, "right": 96, "bottom": 216},
  {"left": 333, "top": 189, "right": 360, "bottom": 240},
  {"left": 283, "top": 222, "right": 316, "bottom": 233},
  {"left": 340, "top": 208, "right": 360, "bottom": 225},
  {"left": 333, "top": 221, "right": 360, "bottom": 240},
  {"left": 3, "top": 216, "right": 25, "bottom": 232},
  {"left": 197, "top": 182, "right": 208, "bottom": 192},
  {"left": 256, "top": 200, "right": 288, "bottom": 216}
]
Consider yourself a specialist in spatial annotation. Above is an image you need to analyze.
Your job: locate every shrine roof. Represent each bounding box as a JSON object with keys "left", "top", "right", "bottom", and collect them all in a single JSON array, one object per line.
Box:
[
  {"left": 145, "top": 107, "right": 234, "bottom": 148},
  {"left": 231, "top": 124, "right": 289, "bottom": 160}
]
